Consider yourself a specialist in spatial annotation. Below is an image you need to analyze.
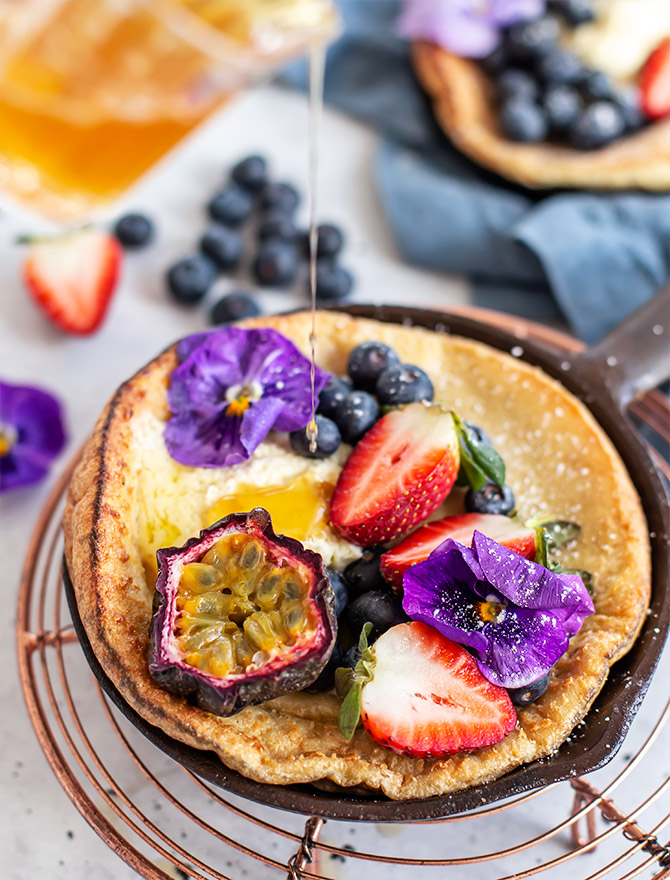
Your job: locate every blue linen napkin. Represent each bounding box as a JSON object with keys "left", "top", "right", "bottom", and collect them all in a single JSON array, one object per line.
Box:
[{"left": 282, "top": 0, "right": 670, "bottom": 343}]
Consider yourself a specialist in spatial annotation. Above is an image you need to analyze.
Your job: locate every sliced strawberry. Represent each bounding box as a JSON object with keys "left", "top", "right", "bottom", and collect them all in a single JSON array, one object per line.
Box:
[
  {"left": 359, "top": 622, "right": 516, "bottom": 757},
  {"left": 330, "top": 403, "right": 459, "bottom": 546},
  {"left": 381, "top": 513, "right": 536, "bottom": 589},
  {"left": 23, "top": 228, "right": 122, "bottom": 335},
  {"left": 640, "top": 37, "right": 670, "bottom": 120}
]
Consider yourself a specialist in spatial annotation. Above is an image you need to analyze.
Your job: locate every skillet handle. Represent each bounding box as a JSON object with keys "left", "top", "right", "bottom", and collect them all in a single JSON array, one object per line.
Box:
[{"left": 576, "top": 290, "right": 670, "bottom": 409}]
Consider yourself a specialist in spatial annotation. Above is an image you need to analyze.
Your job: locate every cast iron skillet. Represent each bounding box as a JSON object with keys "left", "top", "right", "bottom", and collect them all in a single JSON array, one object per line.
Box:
[{"left": 64, "top": 293, "right": 670, "bottom": 822}]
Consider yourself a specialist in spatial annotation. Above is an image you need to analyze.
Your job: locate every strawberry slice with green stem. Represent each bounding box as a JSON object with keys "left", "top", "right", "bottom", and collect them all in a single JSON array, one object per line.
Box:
[
  {"left": 337, "top": 622, "right": 517, "bottom": 757},
  {"left": 22, "top": 227, "right": 122, "bottom": 335},
  {"left": 381, "top": 513, "right": 537, "bottom": 589},
  {"left": 330, "top": 402, "right": 460, "bottom": 546}
]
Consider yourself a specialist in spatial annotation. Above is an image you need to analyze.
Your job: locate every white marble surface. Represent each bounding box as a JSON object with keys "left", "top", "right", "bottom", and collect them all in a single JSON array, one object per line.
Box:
[{"left": 1, "top": 84, "right": 668, "bottom": 880}]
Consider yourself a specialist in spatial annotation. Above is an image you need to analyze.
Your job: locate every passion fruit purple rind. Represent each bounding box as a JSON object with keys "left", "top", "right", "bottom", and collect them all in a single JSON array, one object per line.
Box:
[{"left": 148, "top": 508, "right": 337, "bottom": 716}]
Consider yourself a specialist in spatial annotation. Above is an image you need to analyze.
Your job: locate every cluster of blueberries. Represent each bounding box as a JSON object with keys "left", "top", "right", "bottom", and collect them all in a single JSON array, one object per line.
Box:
[
  {"left": 289, "top": 339, "right": 434, "bottom": 459},
  {"left": 164, "top": 154, "right": 352, "bottom": 324},
  {"left": 484, "top": 0, "right": 648, "bottom": 148}
]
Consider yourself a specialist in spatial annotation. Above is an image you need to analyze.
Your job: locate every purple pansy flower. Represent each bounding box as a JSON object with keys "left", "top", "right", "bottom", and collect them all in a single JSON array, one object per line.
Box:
[
  {"left": 397, "top": 0, "right": 545, "bottom": 58},
  {"left": 164, "top": 327, "right": 330, "bottom": 468},
  {"left": 402, "top": 530, "right": 594, "bottom": 688},
  {"left": 0, "top": 381, "right": 67, "bottom": 492}
]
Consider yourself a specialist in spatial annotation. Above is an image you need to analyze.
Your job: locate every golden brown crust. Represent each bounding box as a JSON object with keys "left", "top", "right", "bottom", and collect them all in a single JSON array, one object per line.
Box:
[
  {"left": 63, "top": 311, "right": 651, "bottom": 800},
  {"left": 412, "top": 41, "right": 670, "bottom": 191}
]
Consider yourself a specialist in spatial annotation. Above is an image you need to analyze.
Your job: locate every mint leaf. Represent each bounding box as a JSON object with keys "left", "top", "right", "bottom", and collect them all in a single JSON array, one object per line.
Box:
[
  {"left": 534, "top": 528, "right": 549, "bottom": 568},
  {"left": 563, "top": 568, "right": 594, "bottom": 595},
  {"left": 452, "top": 413, "right": 505, "bottom": 489},
  {"left": 543, "top": 520, "right": 581, "bottom": 546}
]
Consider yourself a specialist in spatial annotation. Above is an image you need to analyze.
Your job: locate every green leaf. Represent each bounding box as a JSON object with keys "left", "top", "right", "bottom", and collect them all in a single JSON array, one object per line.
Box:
[
  {"left": 334, "top": 667, "right": 354, "bottom": 699},
  {"left": 471, "top": 444, "right": 505, "bottom": 488},
  {"left": 563, "top": 568, "right": 594, "bottom": 595},
  {"left": 534, "top": 528, "right": 549, "bottom": 568},
  {"left": 338, "top": 682, "right": 363, "bottom": 741},
  {"left": 543, "top": 520, "right": 581, "bottom": 546},
  {"left": 452, "top": 412, "right": 505, "bottom": 489},
  {"left": 336, "top": 622, "right": 376, "bottom": 741}
]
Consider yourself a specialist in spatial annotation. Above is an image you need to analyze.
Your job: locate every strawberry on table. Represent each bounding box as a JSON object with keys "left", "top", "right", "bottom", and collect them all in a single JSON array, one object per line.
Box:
[
  {"left": 640, "top": 37, "right": 670, "bottom": 120},
  {"left": 330, "top": 402, "right": 459, "bottom": 546},
  {"left": 338, "top": 622, "right": 516, "bottom": 757},
  {"left": 381, "top": 513, "right": 536, "bottom": 589},
  {"left": 22, "top": 227, "right": 122, "bottom": 335}
]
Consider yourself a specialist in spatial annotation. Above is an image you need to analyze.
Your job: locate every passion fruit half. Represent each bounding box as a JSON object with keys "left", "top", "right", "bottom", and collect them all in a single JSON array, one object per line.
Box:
[{"left": 149, "top": 509, "right": 337, "bottom": 716}]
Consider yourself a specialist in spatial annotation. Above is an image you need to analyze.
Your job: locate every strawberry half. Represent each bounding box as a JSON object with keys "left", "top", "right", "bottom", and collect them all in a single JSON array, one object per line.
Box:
[
  {"left": 381, "top": 513, "right": 536, "bottom": 589},
  {"left": 358, "top": 622, "right": 516, "bottom": 757},
  {"left": 23, "top": 227, "right": 122, "bottom": 335},
  {"left": 640, "top": 37, "right": 670, "bottom": 120},
  {"left": 330, "top": 403, "right": 459, "bottom": 546}
]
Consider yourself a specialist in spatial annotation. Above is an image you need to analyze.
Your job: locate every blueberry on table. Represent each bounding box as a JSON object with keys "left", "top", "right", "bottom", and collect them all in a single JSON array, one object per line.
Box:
[
  {"left": 376, "top": 363, "right": 434, "bottom": 407},
  {"left": 260, "top": 182, "right": 300, "bottom": 214},
  {"left": 547, "top": 0, "right": 595, "bottom": 27},
  {"left": 230, "top": 154, "right": 268, "bottom": 192},
  {"left": 209, "top": 292, "right": 260, "bottom": 325},
  {"left": 289, "top": 414, "right": 341, "bottom": 459},
  {"left": 305, "top": 642, "right": 344, "bottom": 693},
  {"left": 465, "top": 483, "right": 516, "bottom": 516},
  {"left": 504, "top": 15, "right": 560, "bottom": 61},
  {"left": 207, "top": 185, "right": 253, "bottom": 227},
  {"left": 342, "top": 548, "right": 386, "bottom": 598},
  {"left": 464, "top": 421, "right": 492, "bottom": 448},
  {"left": 114, "top": 212, "right": 154, "bottom": 249},
  {"left": 251, "top": 241, "right": 299, "bottom": 287},
  {"left": 335, "top": 390, "right": 379, "bottom": 445},
  {"left": 318, "top": 376, "right": 353, "bottom": 419},
  {"left": 497, "top": 69, "right": 539, "bottom": 103},
  {"left": 347, "top": 341, "right": 400, "bottom": 392},
  {"left": 327, "top": 569, "right": 349, "bottom": 618},
  {"left": 543, "top": 85, "right": 582, "bottom": 133},
  {"left": 535, "top": 49, "right": 584, "bottom": 86},
  {"left": 500, "top": 97, "right": 549, "bottom": 142},
  {"left": 507, "top": 671, "right": 551, "bottom": 706},
  {"left": 569, "top": 101, "right": 625, "bottom": 150},
  {"left": 199, "top": 225, "right": 242, "bottom": 270},
  {"left": 167, "top": 256, "right": 216, "bottom": 304},
  {"left": 346, "top": 590, "right": 408, "bottom": 643},
  {"left": 314, "top": 262, "right": 354, "bottom": 303},
  {"left": 257, "top": 211, "right": 297, "bottom": 243}
]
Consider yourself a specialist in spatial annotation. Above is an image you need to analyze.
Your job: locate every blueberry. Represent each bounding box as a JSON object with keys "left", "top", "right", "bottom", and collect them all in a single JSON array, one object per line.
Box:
[
  {"left": 346, "top": 590, "right": 408, "bottom": 643},
  {"left": 481, "top": 43, "right": 508, "bottom": 74},
  {"left": 547, "top": 0, "right": 595, "bottom": 26},
  {"left": 207, "top": 185, "right": 253, "bottom": 227},
  {"left": 199, "top": 224, "right": 242, "bottom": 270},
  {"left": 209, "top": 292, "right": 260, "bottom": 325},
  {"left": 504, "top": 15, "right": 560, "bottom": 61},
  {"left": 166, "top": 256, "right": 216, "bottom": 304},
  {"left": 314, "top": 262, "right": 354, "bottom": 302},
  {"left": 347, "top": 341, "right": 400, "bottom": 392},
  {"left": 507, "top": 671, "right": 551, "bottom": 706},
  {"left": 500, "top": 97, "right": 549, "bottom": 142},
  {"left": 299, "top": 223, "right": 344, "bottom": 259},
  {"left": 336, "top": 390, "right": 379, "bottom": 445},
  {"left": 612, "top": 86, "right": 645, "bottom": 131},
  {"left": 114, "top": 212, "right": 154, "bottom": 249},
  {"left": 376, "top": 363, "right": 434, "bottom": 407},
  {"left": 230, "top": 154, "right": 268, "bottom": 192},
  {"left": 289, "top": 414, "right": 341, "bottom": 459},
  {"left": 464, "top": 421, "right": 492, "bottom": 447},
  {"left": 251, "top": 241, "right": 299, "bottom": 287},
  {"left": 579, "top": 69, "right": 613, "bottom": 101},
  {"left": 569, "top": 101, "right": 625, "bottom": 150},
  {"left": 497, "top": 69, "right": 539, "bottom": 103},
  {"left": 342, "top": 548, "right": 385, "bottom": 598},
  {"left": 465, "top": 483, "right": 516, "bottom": 516},
  {"left": 257, "top": 211, "right": 297, "bottom": 243},
  {"left": 343, "top": 644, "right": 360, "bottom": 670},
  {"left": 305, "top": 642, "right": 344, "bottom": 693},
  {"left": 543, "top": 84, "right": 583, "bottom": 133},
  {"left": 535, "top": 49, "right": 584, "bottom": 85},
  {"left": 327, "top": 569, "right": 349, "bottom": 618},
  {"left": 318, "top": 376, "right": 353, "bottom": 419},
  {"left": 260, "top": 181, "right": 300, "bottom": 214}
]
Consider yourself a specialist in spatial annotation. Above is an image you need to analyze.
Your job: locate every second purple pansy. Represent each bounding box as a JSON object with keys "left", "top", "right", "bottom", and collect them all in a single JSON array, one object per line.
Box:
[
  {"left": 402, "top": 530, "right": 594, "bottom": 688},
  {"left": 164, "top": 327, "right": 330, "bottom": 468}
]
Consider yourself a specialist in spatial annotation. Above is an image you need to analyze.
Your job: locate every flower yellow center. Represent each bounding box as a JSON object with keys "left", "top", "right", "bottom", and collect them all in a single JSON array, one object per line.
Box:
[
  {"left": 0, "top": 424, "right": 17, "bottom": 457},
  {"left": 477, "top": 600, "right": 505, "bottom": 624},
  {"left": 226, "top": 397, "right": 251, "bottom": 417},
  {"left": 224, "top": 379, "right": 263, "bottom": 418}
]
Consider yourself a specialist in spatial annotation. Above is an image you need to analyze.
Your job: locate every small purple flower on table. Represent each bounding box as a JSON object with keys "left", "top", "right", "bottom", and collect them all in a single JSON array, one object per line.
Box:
[
  {"left": 403, "top": 530, "right": 594, "bottom": 688},
  {"left": 165, "top": 327, "right": 330, "bottom": 468},
  {"left": 0, "top": 381, "right": 67, "bottom": 492},
  {"left": 397, "top": 0, "right": 545, "bottom": 58}
]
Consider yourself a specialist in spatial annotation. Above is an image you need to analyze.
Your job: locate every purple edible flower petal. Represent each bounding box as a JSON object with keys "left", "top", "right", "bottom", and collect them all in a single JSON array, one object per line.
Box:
[
  {"left": 165, "top": 327, "right": 330, "bottom": 468},
  {"left": 397, "top": 0, "right": 545, "bottom": 58},
  {"left": 0, "top": 380, "right": 67, "bottom": 492},
  {"left": 403, "top": 531, "right": 594, "bottom": 688}
]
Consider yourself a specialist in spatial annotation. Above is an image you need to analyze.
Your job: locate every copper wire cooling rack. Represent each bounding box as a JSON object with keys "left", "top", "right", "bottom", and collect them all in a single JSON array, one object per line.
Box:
[{"left": 16, "top": 313, "right": 670, "bottom": 880}]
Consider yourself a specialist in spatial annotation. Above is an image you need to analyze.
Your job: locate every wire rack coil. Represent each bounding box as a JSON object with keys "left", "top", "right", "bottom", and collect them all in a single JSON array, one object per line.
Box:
[{"left": 16, "top": 316, "right": 670, "bottom": 880}]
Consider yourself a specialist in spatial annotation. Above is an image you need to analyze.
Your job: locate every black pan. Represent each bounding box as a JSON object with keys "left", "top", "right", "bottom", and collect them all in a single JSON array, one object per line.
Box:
[{"left": 64, "top": 293, "right": 670, "bottom": 822}]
